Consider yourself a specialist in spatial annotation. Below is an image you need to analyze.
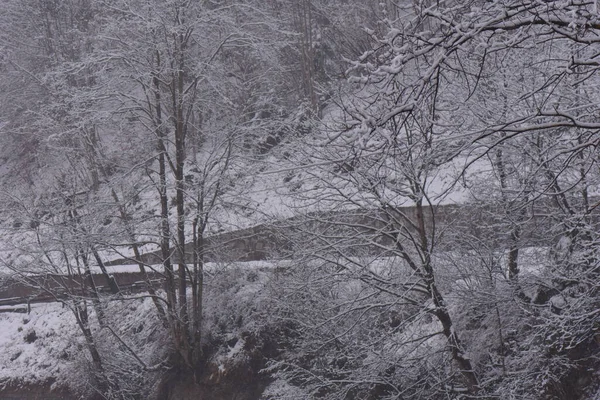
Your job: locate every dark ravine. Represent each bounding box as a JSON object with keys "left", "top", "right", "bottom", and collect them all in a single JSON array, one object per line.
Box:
[
  {"left": 153, "top": 330, "right": 280, "bottom": 400},
  {"left": 0, "top": 382, "right": 79, "bottom": 400}
]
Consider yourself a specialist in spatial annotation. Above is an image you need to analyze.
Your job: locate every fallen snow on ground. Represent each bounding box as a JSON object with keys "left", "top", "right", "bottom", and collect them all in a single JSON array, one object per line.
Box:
[
  {"left": 0, "top": 294, "right": 169, "bottom": 396},
  {"left": 0, "top": 303, "right": 84, "bottom": 390}
]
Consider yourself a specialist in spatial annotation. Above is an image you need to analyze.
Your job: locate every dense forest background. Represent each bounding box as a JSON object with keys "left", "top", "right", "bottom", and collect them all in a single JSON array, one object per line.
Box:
[{"left": 0, "top": 0, "right": 599, "bottom": 399}]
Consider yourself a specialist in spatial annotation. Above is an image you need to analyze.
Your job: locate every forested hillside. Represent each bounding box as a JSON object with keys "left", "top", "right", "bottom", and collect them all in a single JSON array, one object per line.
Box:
[{"left": 0, "top": 0, "right": 598, "bottom": 399}]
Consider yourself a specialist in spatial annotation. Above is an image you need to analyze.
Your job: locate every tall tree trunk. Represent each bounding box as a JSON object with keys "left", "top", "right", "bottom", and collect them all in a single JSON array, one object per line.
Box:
[
  {"left": 431, "top": 288, "right": 480, "bottom": 393},
  {"left": 153, "top": 52, "right": 178, "bottom": 342},
  {"left": 418, "top": 200, "right": 479, "bottom": 393},
  {"left": 192, "top": 215, "right": 204, "bottom": 370},
  {"left": 174, "top": 31, "right": 191, "bottom": 365}
]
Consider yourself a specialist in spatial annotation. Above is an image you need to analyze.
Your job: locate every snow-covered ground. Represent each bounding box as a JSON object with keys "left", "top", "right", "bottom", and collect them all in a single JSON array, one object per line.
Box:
[
  {"left": 0, "top": 303, "right": 83, "bottom": 389},
  {"left": 0, "top": 294, "right": 168, "bottom": 396}
]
